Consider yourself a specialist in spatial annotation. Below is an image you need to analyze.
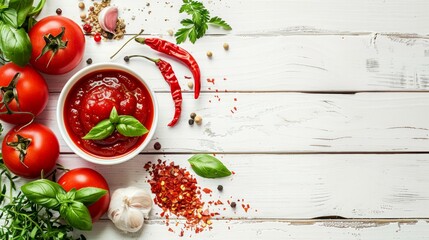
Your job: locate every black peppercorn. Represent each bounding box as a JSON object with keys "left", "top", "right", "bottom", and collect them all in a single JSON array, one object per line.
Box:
[
  {"left": 230, "top": 202, "right": 236, "bottom": 208},
  {"left": 154, "top": 142, "right": 161, "bottom": 150},
  {"left": 190, "top": 112, "right": 196, "bottom": 119},
  {"left": 56, "top": 8, "right": 62, "bottom": 15},
  {"left": 188, "top": 119, "right": 194, "bottom": 125},
  {"left": 86, "top": 58, "right": 93, "bottom": 64},
  {"left": 217, "top": 185, "right": 223, "bottom": 191},
  {"left": 124, "top": 56, "right": 130, "bottom": 62}
]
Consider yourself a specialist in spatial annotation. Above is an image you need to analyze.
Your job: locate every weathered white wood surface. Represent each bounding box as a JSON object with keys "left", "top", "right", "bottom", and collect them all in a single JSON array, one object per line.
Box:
[
  {"left": 2, "top": 0, "right": 428, "bottom": 239},
  {"left": 57, "top": 154, "right": 429, "bottom": 219},
  {"left": 43, "top": 35, "right": 429, "bottom": 92},
  {"left": 79, "top": 220, "right": 429, "bottom": 240},
  {"left": 3, "top": 92, "right": 426, "bottom": 153},
  {"left": 42, "top": 0, "right": 429, "bottom": 35}
]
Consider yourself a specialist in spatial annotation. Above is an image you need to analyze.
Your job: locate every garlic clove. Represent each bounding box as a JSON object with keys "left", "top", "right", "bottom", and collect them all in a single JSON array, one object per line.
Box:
[
  {"left": 108, "top": 187, "right": 153, "bottom": 233},
  {"left": 113, "top": 208, "right": 144, "bottom": 233},
  {"left": 130, "top": 191, "right": 152, "bottom": 212},
  {"left": 98, "top": 6, "right": 118, "bottom": 33}
]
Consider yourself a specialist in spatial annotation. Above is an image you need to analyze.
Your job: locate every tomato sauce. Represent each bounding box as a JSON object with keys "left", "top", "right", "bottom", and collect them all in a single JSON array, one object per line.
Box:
[{"left": 64, "top": 69, "right": 154, "bottom": 158}]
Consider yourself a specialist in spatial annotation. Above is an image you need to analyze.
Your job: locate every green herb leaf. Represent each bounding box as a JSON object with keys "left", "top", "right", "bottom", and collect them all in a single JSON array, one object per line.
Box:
[
  {"left": 82, "top": 119, "right": 115, "bottom": 140},
  {"left": 176, "top": 0, "right": 231, "bottom": 44},
  {"left": 60, "top": 201, "right": 93, "bottom": 231},
  {"left": 74, "top": 187, "right": 107, "bottom": 205},
  {"left": 1, "top": 8, "right": 18, "bottom": 28},
  {"left": 117, "top": 115, "right": 148, "bottom": 137},
  {"left": 208, "top": 16, "right": 232, "bottom": 30},
  {"left": 27, "top": 0, "right": 45, "bottom": 17},
  {"left": 21, "top": 179, "right": 66, "bottom": 210},
  {"left": 0, "top": 0, "right": 9, "bottom": 10},
  {"left": 109, "top": 106, "right": 119, "bottom": 124},
  {"left": 188, "top": 154, "right": 232, "bottom": 178},
  {"left": 175, "top": 26, "right": 192, "bottom": 44},
  {"left": 0, "top": 23, "right": 32, "bottom": 66},
  {"left": 9, "top": 0, "right": 33, "bottom": 27}
]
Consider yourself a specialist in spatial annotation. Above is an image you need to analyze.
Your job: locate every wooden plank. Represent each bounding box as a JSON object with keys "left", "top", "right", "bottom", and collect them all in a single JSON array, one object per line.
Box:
[
  {"left": 39, "top": 0, "right": 429, "bottom": 35},
  {"left": 42, "top": 35, "right": 429, "bottom": 92},
  {"left": 4, "top": 92, "right": 427, "bottom": 153},
  {"left": 79, "top": 220, "right": 429, "bottom": 240},
  {"left": 57, "top": 154, "right": 429, "bottom": 218}
]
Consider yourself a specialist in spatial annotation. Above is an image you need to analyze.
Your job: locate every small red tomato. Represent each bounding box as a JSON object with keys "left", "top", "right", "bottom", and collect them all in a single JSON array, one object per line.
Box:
[
  {"left": 29, "top": 16, "right": 85, "bottom": 75},
  {"left": 2, "top": 123, "right": 59, "bottom": 179},
  {"left": 94, "top": 33, "right": 101, "bottom": 42},
  {"left": 0, "top": 63, "right": 49, "bottom": 125},
  {"left": 58, "top": 168, "right": 110, "bottom": 222}
]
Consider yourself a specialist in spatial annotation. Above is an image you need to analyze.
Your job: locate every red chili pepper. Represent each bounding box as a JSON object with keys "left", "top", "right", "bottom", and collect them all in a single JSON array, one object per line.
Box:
[
  {"left": 135, "top": 37, "right": 201, "bottom": 99},
  {"left": 127, "top": 55, "right": 182, "bottom": 127}
]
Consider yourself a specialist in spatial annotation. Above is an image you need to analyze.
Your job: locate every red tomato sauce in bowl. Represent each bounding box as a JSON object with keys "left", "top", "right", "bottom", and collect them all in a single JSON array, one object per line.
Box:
[{"left": 63, "top": 69, "right": 154, "bottom": 158}]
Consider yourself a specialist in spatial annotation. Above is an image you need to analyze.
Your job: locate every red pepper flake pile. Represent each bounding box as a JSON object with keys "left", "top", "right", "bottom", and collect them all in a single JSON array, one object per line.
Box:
[{"left": 145, "top": 160, "right": 216, "bottom": 235}]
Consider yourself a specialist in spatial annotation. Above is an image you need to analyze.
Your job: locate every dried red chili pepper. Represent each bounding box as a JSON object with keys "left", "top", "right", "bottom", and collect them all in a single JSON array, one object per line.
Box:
[
  {"left": 126, "top": 55, "right": 182, "bottom": 127},
  {"left": 134, "top": 37, "right": 201, "bottom": 99}
]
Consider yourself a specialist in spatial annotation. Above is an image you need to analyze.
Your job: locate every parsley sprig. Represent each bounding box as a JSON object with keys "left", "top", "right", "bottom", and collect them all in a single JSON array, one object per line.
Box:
[{"left": 175, "top": 0, "right": 232, "bottom": 44}]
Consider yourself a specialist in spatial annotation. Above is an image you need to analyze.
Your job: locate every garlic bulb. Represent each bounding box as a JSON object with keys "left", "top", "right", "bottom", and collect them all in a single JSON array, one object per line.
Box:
[
  {"left": 108, "top": 187, "right": 152, "bottom": 233},
  {"left": 98, "top": 6, "right": 118, "bottom": 33}
]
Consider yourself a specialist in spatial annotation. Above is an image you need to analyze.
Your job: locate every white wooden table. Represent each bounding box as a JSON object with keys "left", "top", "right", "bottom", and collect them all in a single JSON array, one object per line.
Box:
[{"left": 17, "top": 0, "right": 429, "bottom": 239}]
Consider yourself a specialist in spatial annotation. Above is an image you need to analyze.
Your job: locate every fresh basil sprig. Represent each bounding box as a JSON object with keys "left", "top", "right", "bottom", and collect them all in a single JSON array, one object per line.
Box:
[
  {"left": 188, "top": 154, "right": 232, "bottom": 178},
  {"left": 21, "top": 179, "right": 107, "bottom": 231},
  {"left": 0, "top": 0, "right": 46, "bottom": 66},
  {"left": 83, "top": 107, "right": 148, "bottom": 140}
]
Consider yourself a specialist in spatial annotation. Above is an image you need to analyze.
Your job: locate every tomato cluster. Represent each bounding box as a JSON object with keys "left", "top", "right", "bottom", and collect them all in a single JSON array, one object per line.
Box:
[{"left": 0, "top": 16, "right": 110, "bottom": 222}]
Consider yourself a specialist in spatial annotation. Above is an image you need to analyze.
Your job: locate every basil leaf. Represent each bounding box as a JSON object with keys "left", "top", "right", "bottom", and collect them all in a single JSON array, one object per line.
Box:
[
  {"left": 109, "top": 106, "right": 119, "bottom": 124},
  {"left": 65, "top": 188, "right": 76, "bottom": 201},
  {"left": 0, "top": 23, "right": 31, "bottom": 66},
  {"left": 21, "top": 179, "right": 66, "bottom": 209},
  {"left": 82, "top": 119, "right": 115, "bottom": 140},
  {"left": 188, "top": 154, "right": 232, "bottom": 178},
  {"left": 1, "top": 8, "right": 18, "bottom": 28},
  {"left": 27, "top": 0, "right": 45, "bottom": 16},
  {"left": 60, "top": 201, "right": 93, "bottom": 231},
  {"left": 9, "top": 0, "right": 33, "bottom": 27},
  {"left": 0, "top": 0, "right": 9, "bottom": 10},
  {"left": 74, "top": 187, "right": 107, "bottom": 205},
  {"left": 117, "top": 116, "right": 148, "bottom": 137}
]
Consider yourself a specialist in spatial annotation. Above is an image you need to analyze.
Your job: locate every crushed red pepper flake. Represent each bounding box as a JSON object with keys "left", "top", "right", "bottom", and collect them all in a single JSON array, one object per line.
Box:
[
  {"left": 202, "top": 188, "right": 212, "bottom": 194},
  {"left": 146, "top": 160, "right": 216, "bottom": 235}
]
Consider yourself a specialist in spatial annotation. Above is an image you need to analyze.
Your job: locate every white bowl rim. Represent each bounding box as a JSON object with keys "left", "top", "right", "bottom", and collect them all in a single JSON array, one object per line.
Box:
[{"left": 56, "top": 62, "right": 159, "bottom": 165}]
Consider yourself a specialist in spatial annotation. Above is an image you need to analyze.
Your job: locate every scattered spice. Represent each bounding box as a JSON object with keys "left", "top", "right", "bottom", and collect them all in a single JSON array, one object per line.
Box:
[
  {"left": 190, "top": 112, "right": 197, "bottom": 119},
  {"left": 86, "top": 58, "right": 93, "bottom": 65},
  {"left": 242, "top": 204, "right": 250, "bottom": 213},
  {"left": 217, "top": 185, "right": 223, "bottom": 191},
  {"left": 187, "top": 81, "right": 194, "bottom": 89},
  {"left": 78, "top": 2, "right": 85, "bottom": 9},
  {"left": 83, "top": 0, "right": 126, "bottom": 40},
  {"left": 56, "top": 8, "right": 62, "bottom": 15},
  {"left": 145, "top": 160, "right": 214, "bottom": 235},
  {"left": 194, "top": 115, "right": 202, "bottom": 125},
  {"left": 223, "top": 43, "right": 229, "bottom": 50},
  {"left": 154, "top": 142, "right": 162, "bottom": 150},
  {"left": 202, "top": 188, "right": 212, "bottom": 194},
  {"left": 230, "top": 202, "right": 236, "bottom": 208},
  {"left": 168, "top": 29, "right": 174, "bottom": 36},
  {"left": 94, "top": 33, "right": 102, "bottom": 42},
  {"left": 80, "top": 12, "right": 86, "bottom": 19},
  {"left": 206, "top": 51, "right": 213, "bottom": 58},
  {"left": 188, "top": 119, "right": 194, "bottom": 125},
  {"left": 83, "top": 23, "right": 92, "bottom": 33}
]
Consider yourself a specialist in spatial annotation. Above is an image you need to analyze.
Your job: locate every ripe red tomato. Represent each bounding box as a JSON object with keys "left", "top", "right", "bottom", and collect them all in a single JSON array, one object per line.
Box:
[
  {"left": 0, "top": 63, "right": 49, "bottom": 125},
  {"left": 58, "top": 168, "right": 110, "bottom": 222},
  {"left": 29, "top": 16, "right": 85, "bottom": 75},
  {"left": 2, "top": 123, "right": 59, "bottom": 179}
]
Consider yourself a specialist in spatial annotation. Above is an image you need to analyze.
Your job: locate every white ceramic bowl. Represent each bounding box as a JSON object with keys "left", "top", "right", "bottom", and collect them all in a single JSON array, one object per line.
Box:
[{"left": 57, "top": 63, "right": 158, "bottom": 165}]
